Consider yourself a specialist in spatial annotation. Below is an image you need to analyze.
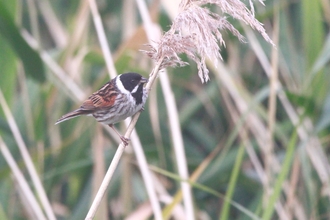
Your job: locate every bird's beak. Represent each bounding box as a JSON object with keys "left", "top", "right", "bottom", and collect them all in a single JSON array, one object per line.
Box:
[{"left": 140, "top": 77, "right": 148, "bottom": 84}]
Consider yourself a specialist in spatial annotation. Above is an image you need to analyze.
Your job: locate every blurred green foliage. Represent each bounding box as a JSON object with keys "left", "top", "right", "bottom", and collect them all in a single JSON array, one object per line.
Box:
[{"left": 0, "top": 0, "right": 329, "bottom": 219}]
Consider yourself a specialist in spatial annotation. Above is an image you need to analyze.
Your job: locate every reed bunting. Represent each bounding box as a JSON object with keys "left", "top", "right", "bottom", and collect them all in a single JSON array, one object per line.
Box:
[{"left": 56, "top": 72, "right": 148, "bottom": 146}]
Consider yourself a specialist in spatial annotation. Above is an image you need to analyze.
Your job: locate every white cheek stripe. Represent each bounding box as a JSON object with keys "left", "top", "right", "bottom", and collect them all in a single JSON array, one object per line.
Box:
[
  {"left": 131, "top": 84, "right": 139, "bottom": 93},
  {"left": 116, "top": 75, "right": 130, "bottom": 94}
]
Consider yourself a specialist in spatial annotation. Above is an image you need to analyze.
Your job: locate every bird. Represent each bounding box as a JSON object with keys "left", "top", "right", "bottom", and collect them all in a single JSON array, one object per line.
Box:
[{"left": 55, "top": 72, "right": 148, "bottom": 146}]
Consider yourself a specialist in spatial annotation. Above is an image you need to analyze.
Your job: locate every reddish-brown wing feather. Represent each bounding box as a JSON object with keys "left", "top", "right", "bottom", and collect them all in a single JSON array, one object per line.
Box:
[
  {"left": 81, "top": 80, "right": 117, "bottom": 110},
  {"left": 55, "top": 79, "right": 118, "bottom": 124}
]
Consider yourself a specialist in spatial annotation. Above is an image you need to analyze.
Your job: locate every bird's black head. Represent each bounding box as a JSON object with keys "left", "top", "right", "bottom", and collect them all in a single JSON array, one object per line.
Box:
[
  {"left": 118, "top": 72, "right": 148, "bottom": 105},
  {"left": 119, "top": 72, "right": 147, "bottom": 92}
]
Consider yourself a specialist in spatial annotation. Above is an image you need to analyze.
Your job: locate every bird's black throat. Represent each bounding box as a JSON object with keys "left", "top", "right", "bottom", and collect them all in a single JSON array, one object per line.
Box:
[{"left": 131, "top": 84, "right": 144, "bottom": 105}]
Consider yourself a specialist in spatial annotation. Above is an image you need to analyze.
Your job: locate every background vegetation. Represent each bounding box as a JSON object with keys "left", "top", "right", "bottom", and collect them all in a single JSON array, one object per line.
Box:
[{"left": 0, "top": 0, "right": 329, "bottom": 219}]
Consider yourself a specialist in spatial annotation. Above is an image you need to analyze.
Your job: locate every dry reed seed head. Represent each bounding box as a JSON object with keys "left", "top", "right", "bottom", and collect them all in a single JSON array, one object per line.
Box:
[
  {"left": 197, "top": 0, "right": 274, "bottom": 46},
  {"left": 144, "top": 0, "right": 274, "bottom": 83}
]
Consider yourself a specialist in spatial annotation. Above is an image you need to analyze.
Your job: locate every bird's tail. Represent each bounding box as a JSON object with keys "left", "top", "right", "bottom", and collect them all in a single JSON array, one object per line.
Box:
[{"left": 55, "top": 108, "right": 92, "bottom": 125}]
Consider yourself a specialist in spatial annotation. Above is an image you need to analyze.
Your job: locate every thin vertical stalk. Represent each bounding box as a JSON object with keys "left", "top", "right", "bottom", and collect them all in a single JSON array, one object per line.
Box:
[
  {"left": 265, "top": 6, "right": 279, "bottom": 206},
  {"left": 135, "top": 0, "right": 195, "bottom": 218},
  {"left": 17, "top": 68, "right": 35, "bottom": 141},
  {"left": 0, "top": 89, "right": 56, "bottom": 220},
  {"left": 244, "top": 25, "right": 330, "bottom": 198},
  {"left": 91, "top": 126, "right": 108, "bottom": 220},
  {"left": 88, "top": 0, "right": 117, "bottom": 78},
  {"left": 212, "top": 61, "right": 288, "bottom": 218},
  {"left": 37, "top": 0, "right": 68, "bottom": 47},
  {"left": 158, "top": 73, "right": 195, "bottom": 220},
  {"left": 262, "top": 131, "right": 298, "bottom": 220},
  {"left": 26, "top": 0, "right": 40, "bottom": 43},
  {"left": 219, "top": 144, "right": 245, "bottom": 220},
  {"left": 0, "top": 136, "right": 46, "bottom": 220}
]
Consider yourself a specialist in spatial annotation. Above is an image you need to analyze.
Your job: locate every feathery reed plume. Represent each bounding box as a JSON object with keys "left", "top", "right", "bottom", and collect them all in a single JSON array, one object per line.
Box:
[{"left": 144, "top": 0, "right": 274, "bottom": 83}]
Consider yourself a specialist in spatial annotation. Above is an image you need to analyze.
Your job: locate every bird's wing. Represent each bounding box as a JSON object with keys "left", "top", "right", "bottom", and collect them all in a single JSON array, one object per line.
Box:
[{"left": 81, "top": 82, "right": 117, "bottom": 110}]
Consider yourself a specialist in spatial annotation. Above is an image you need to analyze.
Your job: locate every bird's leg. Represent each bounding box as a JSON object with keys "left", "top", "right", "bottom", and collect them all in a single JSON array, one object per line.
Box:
[{"left": 108, "top": 124, "right": 130, "bottom": 146}]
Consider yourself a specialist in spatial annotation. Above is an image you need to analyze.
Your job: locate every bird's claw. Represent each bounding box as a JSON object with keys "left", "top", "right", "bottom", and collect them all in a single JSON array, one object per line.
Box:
[{"left": 120, "top": 136, "right": 130, "bottom": 146}]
